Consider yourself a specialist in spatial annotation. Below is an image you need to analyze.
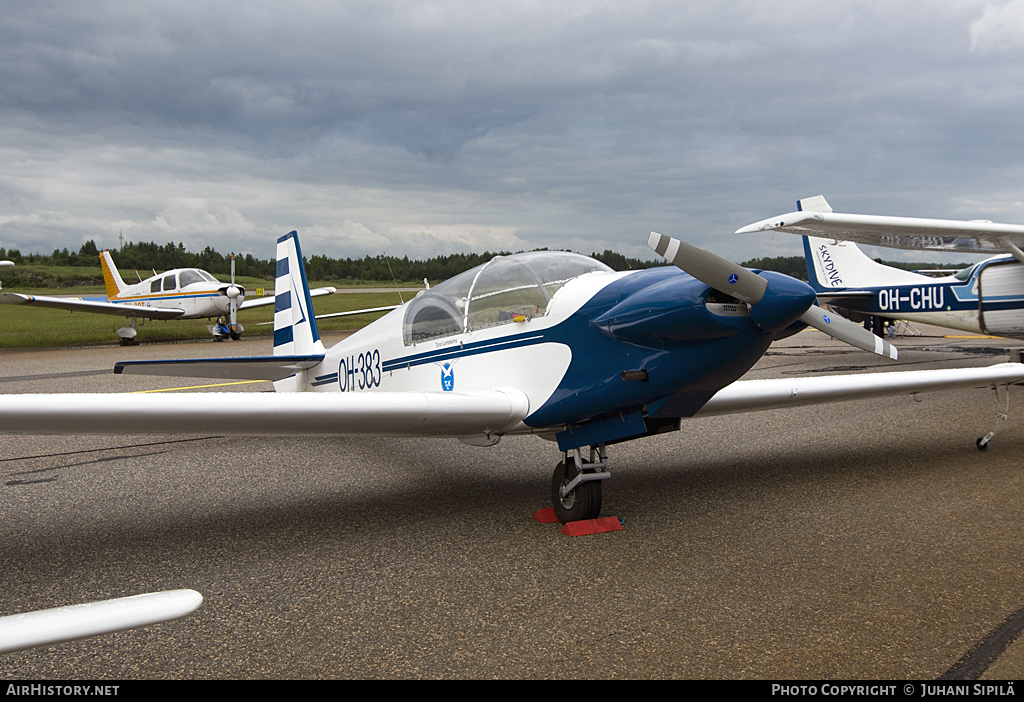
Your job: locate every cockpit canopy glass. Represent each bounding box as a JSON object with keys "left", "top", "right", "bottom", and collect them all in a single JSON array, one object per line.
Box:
[
  {"left": 954, "top": 263, "right": 979, "bottom": 282},
  {"left": 403, "top": 251, "right": 611, "bottom": 345}
]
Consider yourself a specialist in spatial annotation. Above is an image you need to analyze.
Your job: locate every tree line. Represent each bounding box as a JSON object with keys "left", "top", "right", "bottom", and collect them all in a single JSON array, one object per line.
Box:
[
  {"left": 0, "top": 240, "right": 672, "bottom": 282},
  {"left": 0, "top": 238, "right": 977, "bottom": 285}
]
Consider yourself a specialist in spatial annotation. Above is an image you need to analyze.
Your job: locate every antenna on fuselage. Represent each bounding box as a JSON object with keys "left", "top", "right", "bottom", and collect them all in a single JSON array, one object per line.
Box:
[{"left": 383, "top": 252, "right": 405, "bottom": 304}]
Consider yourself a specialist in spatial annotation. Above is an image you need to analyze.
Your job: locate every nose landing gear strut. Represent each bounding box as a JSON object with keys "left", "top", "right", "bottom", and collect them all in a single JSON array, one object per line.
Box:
[{"left": 550, "top": 444, "right": 611, "bottom": 523}]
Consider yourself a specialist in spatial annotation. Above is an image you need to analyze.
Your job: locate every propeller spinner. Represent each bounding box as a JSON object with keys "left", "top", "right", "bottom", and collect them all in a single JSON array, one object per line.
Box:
[{"left": 647, "top": 232, "right": 897, "bottom": 360}]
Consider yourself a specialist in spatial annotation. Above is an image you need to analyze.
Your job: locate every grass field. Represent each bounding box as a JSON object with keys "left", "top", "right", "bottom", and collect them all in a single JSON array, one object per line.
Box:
[{"left": 0, "top": 285, "right": 417, "bottom": 349}]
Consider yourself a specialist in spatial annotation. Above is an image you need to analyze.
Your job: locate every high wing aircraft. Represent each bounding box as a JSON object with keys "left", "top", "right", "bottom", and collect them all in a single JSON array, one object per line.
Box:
[
  {"left": 0, "top": 250, "right": 336, "bottom": 344},
  {"left": 2, "top": 231, "right": 1023, "bottom": 522},
  {"left": 739, "top": 196, "right": 1024, "bottom": 338}
]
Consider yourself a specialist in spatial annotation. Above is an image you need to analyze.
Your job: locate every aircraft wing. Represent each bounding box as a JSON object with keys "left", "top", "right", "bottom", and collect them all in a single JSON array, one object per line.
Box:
[
  {"left": 314, "top": 305, "right": 401, "bottom": 320},
  {"left": 238, "top": 286, "right": 337, "bottom": 311},
  {"left": 694, "top": 363, "right": 1024, "bottom": 417},
  {"left": 0, "top": 389, "right": 531, "bottom": 438},
  {"left": 0, "top": 590, "right": 202, "bottom": 655},
  {"left": 0, "top": 293, "right": 185, "bottom": 320},
  {"left": 0, "top": 365, "right": 1021, "bottom": 437},
  {"left": 736, "top": 210, "right": 1024, "bottom": 257},
  {"left": 247, "top": 305, "right": 401, "bottom": 327}
]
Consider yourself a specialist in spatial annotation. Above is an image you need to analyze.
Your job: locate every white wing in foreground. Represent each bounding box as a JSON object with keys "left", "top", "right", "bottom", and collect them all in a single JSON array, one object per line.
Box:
[
  {"left": 0, "top": 389, "right": 531, "bottom": 437},
  {"left": 736, "top": 210, "right": 1024, "bottom": 257},
  {"left": 0, "top": 293, "right": 185, "bottom": 319},
  {"left": 0, "top": 365, "right": 1021, "bottom": 436},
  {"left": 0, "top": 590, "right": 203, "bottom": 654}
]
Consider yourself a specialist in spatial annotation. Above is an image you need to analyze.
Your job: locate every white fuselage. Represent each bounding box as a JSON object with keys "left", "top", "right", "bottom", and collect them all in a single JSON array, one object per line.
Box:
[
  {"left": 112, "top": 269, "right": 238, "bottom": 319},
  {"left": 285, "top": 269, "right": 630, "bottom": 424}
]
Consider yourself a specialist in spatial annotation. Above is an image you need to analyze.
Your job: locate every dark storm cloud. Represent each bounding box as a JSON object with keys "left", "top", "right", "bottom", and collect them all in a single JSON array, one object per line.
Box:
[{"left": 1, "top": 1, "right": 1023, "bottom": 263}]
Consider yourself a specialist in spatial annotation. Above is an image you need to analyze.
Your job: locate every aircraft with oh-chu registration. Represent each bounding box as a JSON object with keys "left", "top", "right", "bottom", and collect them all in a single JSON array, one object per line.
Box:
[
  {"left": 740, "top": 196, "right": 1024, "bottom": 339},
  {"left": 0, "top": 249, "right": 336, "bottom": 344},
  {"left": 1, "top": 229, "right": 1023, "bottom": 522}
]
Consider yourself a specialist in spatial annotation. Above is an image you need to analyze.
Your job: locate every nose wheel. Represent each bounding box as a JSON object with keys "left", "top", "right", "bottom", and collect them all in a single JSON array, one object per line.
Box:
[{"left": 550, "top": 445, "right": 610, "bottom": 523}]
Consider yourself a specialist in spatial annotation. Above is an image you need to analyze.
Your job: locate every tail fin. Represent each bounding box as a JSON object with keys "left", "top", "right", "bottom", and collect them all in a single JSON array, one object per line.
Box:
[
  {"left": 100, "top": 251, "right": 128, "bottom": 299},
  {"left": 273, "top": 231, "right": 325, "bottom": 357},
  {"left": 794, "top": 196, "right": 930, "bottom": 291},
  {"left": 803, "top": 235, "right": 929, "bottom": 291}
]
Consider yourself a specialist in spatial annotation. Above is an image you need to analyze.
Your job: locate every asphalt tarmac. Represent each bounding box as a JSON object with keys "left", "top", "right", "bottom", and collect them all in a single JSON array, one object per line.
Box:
[{"left": 1, "top": 326, "right": 1023, "bottom": 679}]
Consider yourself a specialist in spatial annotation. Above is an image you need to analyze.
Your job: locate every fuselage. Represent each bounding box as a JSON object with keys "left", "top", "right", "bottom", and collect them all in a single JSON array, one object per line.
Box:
[
  {"left": 287, "top": 252, "right": 795, "bottom": 440},
  {"left": 804, "top": 235, "right": 1024, "bottom": 337},
  {"left": 105, "top": 268, "right": 241, "bottom": 319},
  {"left": 820, "top": 255, "right": 1024, "bottom": 336}
]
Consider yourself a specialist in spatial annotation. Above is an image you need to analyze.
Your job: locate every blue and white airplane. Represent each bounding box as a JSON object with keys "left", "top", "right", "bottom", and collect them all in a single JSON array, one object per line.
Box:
[
  {"left": 2, "top": 231, "right": 1023, "bottom": 521},
  {"left": 739, "top": 196, "right": 1024, "bottom": 338},
  {"left": 0, "top": 250, "right": 336, "bottom": 343}
]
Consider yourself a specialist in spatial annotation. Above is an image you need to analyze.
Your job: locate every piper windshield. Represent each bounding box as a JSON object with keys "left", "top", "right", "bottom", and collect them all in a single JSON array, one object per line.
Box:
[{"left": 403, "top": 251, "right": 612, "bottom": 345}]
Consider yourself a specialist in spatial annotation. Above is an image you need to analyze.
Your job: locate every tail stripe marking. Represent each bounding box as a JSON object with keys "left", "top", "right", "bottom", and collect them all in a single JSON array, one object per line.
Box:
[
  {"left": 274, "top": 326, "right": 294, "bottom": 348},
  {"left": 275, "top": 291, "right": 292, "bottom": 313}
]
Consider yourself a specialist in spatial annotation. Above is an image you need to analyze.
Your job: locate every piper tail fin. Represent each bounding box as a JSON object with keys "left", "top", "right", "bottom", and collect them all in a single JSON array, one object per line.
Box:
[
  {"left": 100, "top": 251, "right": 128, "bottom": 299},
  {"left": 273, "top": 231, "right": 325, "bottom": 358}
]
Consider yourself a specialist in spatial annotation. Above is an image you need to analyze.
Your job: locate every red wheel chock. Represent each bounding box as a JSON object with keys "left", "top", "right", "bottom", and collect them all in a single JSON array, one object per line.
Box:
[{"left": 533, "top": 508, "right": 622, "bottom": 536}]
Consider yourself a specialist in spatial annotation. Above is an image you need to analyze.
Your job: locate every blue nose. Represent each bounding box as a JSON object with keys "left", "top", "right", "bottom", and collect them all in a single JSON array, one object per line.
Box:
[{"left": 747, "top": 271, "right": 817, "bottom": 332}]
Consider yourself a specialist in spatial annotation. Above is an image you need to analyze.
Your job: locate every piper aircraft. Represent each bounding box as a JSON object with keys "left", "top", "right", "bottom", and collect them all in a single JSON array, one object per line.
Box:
[
  {"left": 740, "top": 196, "right": 1024, "bottom": 338},
  {"left": 0, "top": 250, "right": 336, "bottom": 344},
  {"left": 2, "top": 231, "right": 1022, "bottom": 521}
]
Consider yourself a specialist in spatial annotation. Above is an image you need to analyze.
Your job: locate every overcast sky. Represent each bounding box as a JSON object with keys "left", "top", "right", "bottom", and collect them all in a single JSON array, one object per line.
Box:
[{"left": 3, "top": 0, "right": 1024, "bottom": 265}]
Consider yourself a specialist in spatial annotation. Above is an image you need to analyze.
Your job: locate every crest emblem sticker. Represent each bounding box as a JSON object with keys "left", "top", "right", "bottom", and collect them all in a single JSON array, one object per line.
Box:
[{"left": 436, "top": 360, "right": 458, "bottom": 391}]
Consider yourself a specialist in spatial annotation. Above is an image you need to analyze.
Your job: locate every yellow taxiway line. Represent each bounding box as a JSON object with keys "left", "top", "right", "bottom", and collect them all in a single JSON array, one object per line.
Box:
[{"left": 132, "top": 380, "right": 271, "bottom": 394}]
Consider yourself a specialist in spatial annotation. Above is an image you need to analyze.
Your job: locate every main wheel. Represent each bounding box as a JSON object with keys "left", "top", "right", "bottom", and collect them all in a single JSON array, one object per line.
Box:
[{"left": 551, "top": 460, "right": 602, "bottom": 523}]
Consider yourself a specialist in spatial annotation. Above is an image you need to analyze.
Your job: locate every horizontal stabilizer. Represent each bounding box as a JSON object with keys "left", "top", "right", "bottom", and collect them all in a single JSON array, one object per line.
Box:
[
  {"left": 695, "top": 363, "right": 1024, "bottom": 417},
  {"left": 0, "top": 389, "right": 530, "bottom": 437},
  {"left": 115, "top": 355, "right": 324, "bottom": 381}
]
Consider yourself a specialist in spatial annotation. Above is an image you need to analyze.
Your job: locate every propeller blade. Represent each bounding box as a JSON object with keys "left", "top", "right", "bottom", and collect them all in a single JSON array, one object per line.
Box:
[
  {"left": 799, "top": 305, "right": 898, "bottom": 360},
  {"left": 647, "top": 231, "right": 899, "bottom": 360},
  {"left": 229, "top": 254, "right": 238, "bottom": 328},
  {"left": 648, "top": 231, "right": 767, "bottom": 304}
]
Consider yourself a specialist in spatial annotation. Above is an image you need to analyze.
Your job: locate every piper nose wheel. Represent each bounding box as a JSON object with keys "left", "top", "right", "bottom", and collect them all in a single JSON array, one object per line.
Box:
[{"left": 551, "top": 460, "right": 602, "bottom": 523}]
